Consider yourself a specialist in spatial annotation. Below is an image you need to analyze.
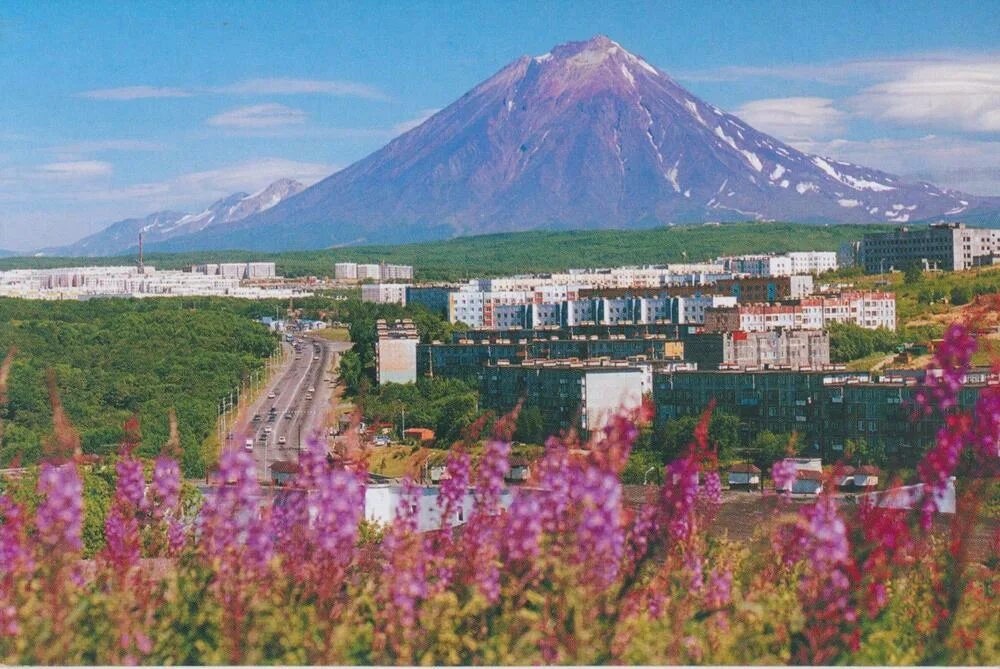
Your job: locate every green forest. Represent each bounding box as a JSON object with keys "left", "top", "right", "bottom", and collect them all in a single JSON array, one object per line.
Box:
[
  {"left": 0, "top": 298, "right": 277, "bottom": 476},
  {"left": 0, "top": 221, "right": 890, "bottom": 281}
]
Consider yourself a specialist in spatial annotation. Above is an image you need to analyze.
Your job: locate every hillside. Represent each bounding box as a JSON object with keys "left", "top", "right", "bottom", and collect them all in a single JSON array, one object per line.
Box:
[{"left": 0, "top": 221, "right": 890, "bottom": 282}]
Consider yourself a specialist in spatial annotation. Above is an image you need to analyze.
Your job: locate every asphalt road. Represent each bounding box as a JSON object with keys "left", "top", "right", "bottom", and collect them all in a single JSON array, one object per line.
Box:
[{"left": 230, "top": 335, "right": 352, "bottom": 480}]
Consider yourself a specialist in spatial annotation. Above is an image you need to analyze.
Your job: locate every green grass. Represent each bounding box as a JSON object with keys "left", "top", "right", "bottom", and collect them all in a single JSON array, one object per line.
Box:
[{"left": 0, "top": 222, "right": 894, "bottom": 282}]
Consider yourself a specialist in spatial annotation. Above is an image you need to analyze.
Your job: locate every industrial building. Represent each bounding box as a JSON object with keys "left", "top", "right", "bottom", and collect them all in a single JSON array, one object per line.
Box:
[
  {"left": 861, "top": 223, "right": 1000, "bottom": 273},
  {"left": 375, "top": 319, "right": 419, "bottom": 385}
]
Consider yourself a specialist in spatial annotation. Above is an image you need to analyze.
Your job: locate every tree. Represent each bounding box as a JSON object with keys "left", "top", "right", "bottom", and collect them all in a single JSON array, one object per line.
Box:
[
  {"left": 513, "top": 405, "right": 544, "bottom": 445},
  {"left": 950, "top": 285, "right": 972, "bottom": 306},
  {"left": 338, "top": 350, "right": 364, "bottom": 396},
  {"left": 657, "top": 412, "right": 740, "bottom": 462},
  {"left": 747, "top": 430, "right": 795, "bottom": 470},
  {"left": 903, "top": 262, "right": 924, "bottom": 285}
]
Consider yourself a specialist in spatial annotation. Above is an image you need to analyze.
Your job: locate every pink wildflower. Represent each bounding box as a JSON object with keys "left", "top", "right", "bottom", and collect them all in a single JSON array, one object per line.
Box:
[{"left": 35, "top": 462, "right": 83, "bottom": 553}]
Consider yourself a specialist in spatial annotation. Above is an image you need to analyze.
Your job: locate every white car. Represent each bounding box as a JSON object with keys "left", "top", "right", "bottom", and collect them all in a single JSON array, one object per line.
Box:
[
  {"left": 267, "top": 391, "right": 276, "bottom": 399},
  {"left": 278, "top": 436, "right": 287, "bottom": 445}
]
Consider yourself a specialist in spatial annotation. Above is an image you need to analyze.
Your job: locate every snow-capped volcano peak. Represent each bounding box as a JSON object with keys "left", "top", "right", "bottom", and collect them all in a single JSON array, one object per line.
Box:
[{"left": 86, "top": 36, "right": 1000, "bottom": 253}]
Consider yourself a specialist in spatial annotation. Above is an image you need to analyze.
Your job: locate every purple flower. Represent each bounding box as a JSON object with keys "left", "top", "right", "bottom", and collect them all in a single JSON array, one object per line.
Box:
[
  {"left": 103, "top": 504, "right": 140, "bottom": 570},
  {"left": 437, "top": 449, "right": 471, "bottom": 527},
  {"left": 771, "top": 459, "right": 797, "bottom": 495},
  {"left": 660, "top": 456, "right": 699, "bottom": 543},
  {"left": 705, "top": 568, "right": 733, "bottom": 609},
  {"left": 476, "top": 439, "right": 511, "bottom": 512},
  {"left": 152, "top": 456, "right": 181, "bottom": 514},
  {"left": 35, "top": 462, "right": 83, "bottom": 553},
  {"left": 0, "top": 495, "right": 32, "bottom": 574},
  {"left": 571, "top": 465, "right": 624, "bottom": 585},
  {"left": 504, "top": 492, "right": 543, "bottom": 562},
  {"left": 115, "top": 456, "right": 146, "bottom": 509},
  {"left": 701, "top": 470, "right": 722, "bottom": 506}
]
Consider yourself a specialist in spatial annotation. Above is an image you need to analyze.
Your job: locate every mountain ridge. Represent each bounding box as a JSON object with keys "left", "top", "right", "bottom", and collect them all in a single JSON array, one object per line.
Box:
[{"left": 42, "top": 178, "right": 304, "bottom": 257}]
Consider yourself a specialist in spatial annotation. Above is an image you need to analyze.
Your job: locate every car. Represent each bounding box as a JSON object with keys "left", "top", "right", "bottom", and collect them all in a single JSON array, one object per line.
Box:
[
  {"left": 244, "top": 438, "right": 254, "bottom": 451},
  {"left": 264, "top": 426, "right": 272, "bottom": 434},
  {"left": 313, "top": 355, "right": 320, "bottom": 361},
  {"left": 269, "top": 406, "right": 278, "bottom": 414},
  {"left": 278, "top": 436, "right": 287, "bottom": 445},
  {"left": 307, "top": 386, "right": 315, "bottom": 393},
  {"left": 284, "top": 410, "right": 293, "bottom": 419},
  {"left": 267, "top": 392, "right": 276, "bottom": 399},
  {"left": 267, "top": 414, "right": 276, "bottom": 423},
  {"left": 251, "top": 414, "right": 262, "bottom": 423},
  {"left": 305, "top": 394, "right": 313, "bottom": 401}
]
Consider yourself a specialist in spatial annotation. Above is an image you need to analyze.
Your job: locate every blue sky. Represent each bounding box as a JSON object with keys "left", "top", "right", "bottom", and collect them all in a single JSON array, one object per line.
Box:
[{"left": 1, "top": 0, "right": 998, "bottom": 250}]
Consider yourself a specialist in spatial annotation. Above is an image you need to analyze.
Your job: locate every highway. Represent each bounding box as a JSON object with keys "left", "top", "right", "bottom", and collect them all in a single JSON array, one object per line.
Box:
[{"left": 229, "top": 334, "right": 352, "bottom": 480}]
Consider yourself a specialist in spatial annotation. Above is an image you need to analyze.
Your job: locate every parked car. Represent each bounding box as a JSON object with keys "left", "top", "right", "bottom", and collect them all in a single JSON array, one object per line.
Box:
[
  {"left": 244, "top": 438, "right": 254, "bottom": 451},
  {"left": 278, "top": 436, "right": 287, "bottom": 445},
  {"left": 267, "top": 392, "right": 276, "bottom": 399},
  {"left": 252, "top": 414, "right": 262, "bottom": 423}
]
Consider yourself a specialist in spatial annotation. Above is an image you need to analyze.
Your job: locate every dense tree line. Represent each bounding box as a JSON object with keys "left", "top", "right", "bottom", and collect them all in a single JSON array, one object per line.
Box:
[
  {"left": 0, "top": 298, "right": 276, "bottom": 476},
  {"left": 0, "top": 222, "right": 886, "bottom": 281}
]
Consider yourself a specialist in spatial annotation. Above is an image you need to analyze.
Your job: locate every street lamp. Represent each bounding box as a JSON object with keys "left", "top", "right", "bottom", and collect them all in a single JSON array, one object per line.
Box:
[{"left": 643, "top": 466, "right": 657, "bottom": 485}]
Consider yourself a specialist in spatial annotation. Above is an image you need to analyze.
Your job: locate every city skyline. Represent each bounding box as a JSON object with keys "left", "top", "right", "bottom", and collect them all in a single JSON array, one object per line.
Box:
[{"left": 1, "top": 1, "right": 998, "bottom": 249}]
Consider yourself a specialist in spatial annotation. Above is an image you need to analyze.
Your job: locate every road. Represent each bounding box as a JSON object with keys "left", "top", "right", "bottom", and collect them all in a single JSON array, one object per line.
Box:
[{"left": 229, "top": 334, "right": 352, "bottom": 480}]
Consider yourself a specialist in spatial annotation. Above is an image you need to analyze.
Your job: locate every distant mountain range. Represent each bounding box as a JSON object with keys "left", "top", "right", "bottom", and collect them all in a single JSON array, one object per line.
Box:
[
  {"left": 42, "top": 179, "right": 303, "bottom": 257},
  {"left": 59, "top": 36, "right": 1000, "bottom": 255}
]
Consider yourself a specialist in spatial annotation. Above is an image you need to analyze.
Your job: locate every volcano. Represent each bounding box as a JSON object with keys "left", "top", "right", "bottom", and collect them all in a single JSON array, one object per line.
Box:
[{"left": 154, "top": 36, "right": 997, "bottom": 252}]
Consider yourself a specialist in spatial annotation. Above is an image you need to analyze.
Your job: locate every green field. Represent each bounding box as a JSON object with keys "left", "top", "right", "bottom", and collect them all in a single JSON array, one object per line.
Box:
[{"left": 0, "top": 222, "right": 893, "bottom": 281}]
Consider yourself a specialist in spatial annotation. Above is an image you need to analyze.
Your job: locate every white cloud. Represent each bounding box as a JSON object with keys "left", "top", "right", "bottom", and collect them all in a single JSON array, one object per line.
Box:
[
  {"left": 733, "top": 97, "right": 847, "bottom": 142},
  {"left": 849, "top": 61, "right": 1000, "bottom": 132},
  {"left": 392, "top": 108, "right": 441, "bottom": 135},
  {"left": 207, "top": 104, "right": 308, "bottom": 128},
  {"left": 79, "top": 86, "right": 192, "bottom": 100},
  {"left": 795, "top": 135, "right": 1000, "bottom": 196},
  {"left": 678, "top": 51, "right": 998, "bottom": 84},
  {"left": 214, "top": 78, "right": 389, "bottom": 101},
  {"left": 34, "top": 161, "right": 114, "bottom": 178},
  {"left": 50, "top": 140, "right": 164, "bottom": 153}
]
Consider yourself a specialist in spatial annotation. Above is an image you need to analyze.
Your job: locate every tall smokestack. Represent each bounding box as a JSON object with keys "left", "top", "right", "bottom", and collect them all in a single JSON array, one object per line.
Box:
[{"left": 138, "top": 232, "right": 145, "bottom": 274}]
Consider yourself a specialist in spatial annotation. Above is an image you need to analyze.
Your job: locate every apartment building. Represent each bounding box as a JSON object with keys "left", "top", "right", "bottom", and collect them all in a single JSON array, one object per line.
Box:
[
  {"left": 653, "top": 368, "right": 994, "bottom": 460},
  {"left": 334, "top": 262, "right": 414, "bottom": 281},
  {"left": 375, "top": 319, "right": 419, "bottom": 385},
  {"left": 361, "top": 283, "right": 411, "bottom": 305},
  {"left": 787, "top": 251, "right": 838, "bottom": 275},
  {"left": 480, "top": 360, "right": 645, "bottom": 435},
  {"left": 683, "top": 330, "right": 831, "bottom": 370},
  {"left": 418, "top": 335, "right": 684, "bottom": 380},
  {"left": 861, "top": 223, "right": 1000, "bottom": 273},
  {"left": 704, "top": 291, "right": 896, "bottom": 332}
]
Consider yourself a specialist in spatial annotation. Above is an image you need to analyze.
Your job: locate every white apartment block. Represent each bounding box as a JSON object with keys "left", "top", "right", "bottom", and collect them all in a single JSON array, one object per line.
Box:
[
  {"left": 191, "top": 262, "right": 276, "bottom": 279},
  {"left": 717, "top": 252, "right": 838, "bottom": 277},
  {"left": 361, "top": 283, "right": 411, "bottom": 305},
  {"left": 334, "top": 262, "right": 358, "bottom": 280},
  {"left": 787, "top": 252, "right": 838, "bottom": 275},
  {"left": 335, "top": 262, "right": 414, "bottom": 281},
  {"left": 0, "top": 266, "right": 309, "bottom": 300},
  {"left": 706, "top": 291, "right": 896, "bottom": 332}
]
